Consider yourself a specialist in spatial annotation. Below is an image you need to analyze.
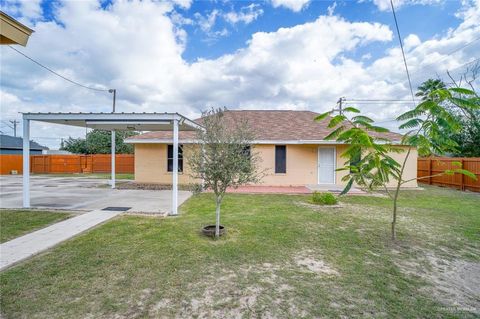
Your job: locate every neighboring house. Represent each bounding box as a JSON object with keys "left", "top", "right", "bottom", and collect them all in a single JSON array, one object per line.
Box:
[
  {"left": 126, "top": 110, "right": 417, "bottom": 188},
  {"left": 0, "top": 134, "right": 48, "bottom": 154}
]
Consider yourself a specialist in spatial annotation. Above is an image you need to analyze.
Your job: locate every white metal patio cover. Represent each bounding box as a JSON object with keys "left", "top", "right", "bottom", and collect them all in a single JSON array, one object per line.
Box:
[{"left": 21, "top": 112, "right": 203, "bottom": 215}]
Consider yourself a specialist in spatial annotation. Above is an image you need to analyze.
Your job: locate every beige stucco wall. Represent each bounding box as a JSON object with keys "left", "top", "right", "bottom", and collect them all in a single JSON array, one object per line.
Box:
[
  {"left": 134, "top": 143, "right": 418, "bottom": 188},
  {"left": 335, "top": 145, "right": 418, "bottom": 188},
  {"left": 134, "top": 144, "right": 197, "bottom": 185},
  {"left": 255, "top": 144, "right": 318, "bottom": 186}
]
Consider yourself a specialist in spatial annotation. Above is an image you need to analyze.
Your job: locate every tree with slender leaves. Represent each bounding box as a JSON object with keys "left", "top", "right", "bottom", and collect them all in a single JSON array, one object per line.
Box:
[
  {"left": 187, "top": 108, "right": 263, "bottom": 238},
  {"left": 415, "top": 79, "right": 446, "bottom": 101},
  {"left": 314, "top": 108, "right": 402, "bottom": 196},
  {"left": 316, "top": 86, "right": 478, "bottom": 240}
]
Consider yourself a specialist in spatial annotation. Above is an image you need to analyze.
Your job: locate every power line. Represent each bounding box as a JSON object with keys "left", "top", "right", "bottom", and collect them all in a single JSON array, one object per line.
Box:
[
  {"left": 443, "top": 57, "right": 480, "bottom": 72},
  {"left": 346, "top": 99, "right": 412, "bottom": 102},
  {"left": 411, "top": 56, "right": 480, "bottom": 82},
  {"left": 345, "top": 102, "right": 415, "bottom": 105},
  {"left": 8, "top": 46, "right": 110, "bottom": 92},
  {"left": 30, "top": 137, "right": 65, "bottom": 140},
  {"left": 376, "top": 119, "right": 398, "bottom": 124},
  {"left": 10, "top": 120, "right": 18, "bottom": 137},
  {"left": 410, "top": 36, "right": 480, "bottom": 75},
  {"left": 390, "top": 0, "right": 416, "bottom": 104}
]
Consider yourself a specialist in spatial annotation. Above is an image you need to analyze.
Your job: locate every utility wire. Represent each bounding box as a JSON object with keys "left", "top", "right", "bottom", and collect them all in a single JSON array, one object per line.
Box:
[
  {"left": 345, "top": 99, "right": 412, "bottom": 102},
  {"left": 1, "top": 121, "right": 14, "bottom": 129},
  {"left": 345, "top": 102, "right": 415, "bottom": 105},
  {"left": 8, "top": 46, "right": 110, "bottom": 92},
  {"left": 440, "top": 57, "right": 480, "bottom": 73},
  {"left": 410, "top": 56, "right": 480, "bottom": 82},
  {"left": 409, "top": 36, "right": 480, "bottom": 74},
  {"left": 390, "top": 0, "right": 416, "bottom": 104}
]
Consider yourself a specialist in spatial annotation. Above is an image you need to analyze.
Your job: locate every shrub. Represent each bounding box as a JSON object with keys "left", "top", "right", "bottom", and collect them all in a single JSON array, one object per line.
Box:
[
  {"left": 188, "top": 183, "right": 204, "bottom": 195},
  {"left": 311, "top": 192, "right": 338, "bottom": 205}
]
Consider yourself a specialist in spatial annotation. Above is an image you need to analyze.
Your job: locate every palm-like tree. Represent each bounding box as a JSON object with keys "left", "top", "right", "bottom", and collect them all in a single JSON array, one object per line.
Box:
[{"left": 415, "top": 79, "right": 446, "bottom": 100}]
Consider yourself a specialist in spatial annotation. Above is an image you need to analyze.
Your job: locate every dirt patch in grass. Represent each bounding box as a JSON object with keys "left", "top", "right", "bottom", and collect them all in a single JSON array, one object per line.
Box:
[
  {"left": 143, "top": 251, "right": 340, "bottom": 318},
  {"left": 146, "top": 261, "right": 317, "bottom": 318},
  {"left": 294, "top": 250, "right": 340, "bottom": 276},
  {"left": 295, "top": 201, "right": 344, "bottom": 210},
  {"left": 396, "top": 249, "right": 480, "bottom": 314}
]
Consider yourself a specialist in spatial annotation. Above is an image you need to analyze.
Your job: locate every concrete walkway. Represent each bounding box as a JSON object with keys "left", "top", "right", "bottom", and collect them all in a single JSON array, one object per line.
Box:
[{"left": 0, "top": 209, "right": 122, "bottom": 271}]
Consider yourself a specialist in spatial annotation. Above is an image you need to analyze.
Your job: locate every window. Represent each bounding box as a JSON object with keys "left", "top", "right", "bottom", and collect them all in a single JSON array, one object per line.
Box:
[
  {"left": 167, "top": 144, "right": 183, "bottom": 172},
  {"left": 275, "top": 145, "right": 286, "bottom": 174}
]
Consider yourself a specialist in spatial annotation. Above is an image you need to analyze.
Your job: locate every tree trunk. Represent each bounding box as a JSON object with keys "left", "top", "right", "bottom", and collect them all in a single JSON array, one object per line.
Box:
[
  {"left": 392, "top": 193, "right": 398, "bottom": 240},
  {"left": 215, "top": 197, "right": 221, "bottom": 238},
  {"left": 391, "top": 146, "right": 412, "bottom": 241}
]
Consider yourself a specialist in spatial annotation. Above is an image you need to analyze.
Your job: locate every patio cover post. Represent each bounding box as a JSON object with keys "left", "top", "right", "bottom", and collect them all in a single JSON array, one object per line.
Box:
[
  {"left": 22, "top": 118, "right": 30, "bottom": 208},
  {"left": 171, "top": 118, "right": 179, "bottom": 215},
  {"left": 111, "top": 130, "right": 116, "bottom": 189}
]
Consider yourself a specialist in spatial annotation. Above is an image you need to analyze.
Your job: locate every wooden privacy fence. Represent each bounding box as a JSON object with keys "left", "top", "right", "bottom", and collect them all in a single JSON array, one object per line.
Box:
[
  {"left": 0, "top": 155, "right": 24, "bottom": 175},
  {"left": 417, "top": 157, "right": 480, "bottom": 192},
  {"left": 0, "top": 154, "right": 134, "bottom": 175}
]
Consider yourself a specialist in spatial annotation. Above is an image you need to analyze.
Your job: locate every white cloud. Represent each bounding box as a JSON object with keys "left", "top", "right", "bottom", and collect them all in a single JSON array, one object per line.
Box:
[
  {"left": 327, "top": 2, "right": 337, "bottom": 16},
  {"left": 371, "top": 0, "right": 443, "bottom": 12},
  {"left": 170, "top": 11, "right": 194, "bottom": 26},
  {"left": 1, "top": 0, "right": 479, "bottom": 148},
  {"left": 171, "top": 0, "right": 192, "bottom": 9},
  {"left": 194, "top": 9, "right": 220, "bottom": 33},
  {"left": 224, "top": 3, "right": 264, "bottom": 25},
  {"left": 404, "top": 34, "right": 421, "bottom": 50},
  {"left": 271, "top": 0, "right": 311, "bottom": 12},
  {"left": 0, "top": 0, "right": 43, "bottom": 21},
  {"left": 193, "top": 9, "right": 231, "bottom": 41}
]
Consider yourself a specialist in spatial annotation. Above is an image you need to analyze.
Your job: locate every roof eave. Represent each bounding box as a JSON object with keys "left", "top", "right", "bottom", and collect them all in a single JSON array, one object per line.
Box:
[{"left": 125, "top": 138, "right": 405, "bottom": 145}]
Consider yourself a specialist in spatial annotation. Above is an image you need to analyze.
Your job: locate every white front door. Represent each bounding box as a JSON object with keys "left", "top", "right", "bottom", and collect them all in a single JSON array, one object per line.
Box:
[{"left": 318, "top": 147, "right": 336, "bottom": 184}]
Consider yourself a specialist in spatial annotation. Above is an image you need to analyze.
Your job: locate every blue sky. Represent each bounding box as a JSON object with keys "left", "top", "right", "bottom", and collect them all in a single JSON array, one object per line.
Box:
[
  {"left": 31, "top": 0, "right": 465, "bottom": 63},
  {"left": 173, "top": 1, "right": 463, "bottom": 63},
  {"left": 0, "top": 0, "right": 479, "bottom": 147}
]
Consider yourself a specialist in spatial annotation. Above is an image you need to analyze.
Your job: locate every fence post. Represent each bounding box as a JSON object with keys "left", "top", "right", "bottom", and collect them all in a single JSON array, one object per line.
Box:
[
  {"left": 428, "top": 158, "right": 432, "bottom": 185},
  {"left": 461, "top": 158, "right": 465, "bottom": 191}
]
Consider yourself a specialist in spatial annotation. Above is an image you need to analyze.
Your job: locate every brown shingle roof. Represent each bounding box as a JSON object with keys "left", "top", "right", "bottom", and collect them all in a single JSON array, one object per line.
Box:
[{"left": 128, "top": 110, "right": 402, "bottom": 142}]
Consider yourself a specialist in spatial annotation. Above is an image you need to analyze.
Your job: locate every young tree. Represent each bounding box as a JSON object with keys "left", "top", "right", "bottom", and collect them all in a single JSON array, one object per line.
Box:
[
  {"left": 449, "top": 110, "right": 480, "bottom": 157},
  {"left": 187, "top": 108, "right": 263, "bottom": 238},
  {"left": 316, "top": 86, "right": 478, "bottom": 240},
  {"left": 61, "top": 129, "right": 137, "bottom": 154}
]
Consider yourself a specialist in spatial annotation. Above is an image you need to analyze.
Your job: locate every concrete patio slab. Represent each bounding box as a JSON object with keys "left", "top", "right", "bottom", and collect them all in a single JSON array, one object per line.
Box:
[
  {"left": 0, "top": 209, "right": 122, "bottom": 271},
  {"left": 0, "top": 175, "right": 191, "bottom": 214}
]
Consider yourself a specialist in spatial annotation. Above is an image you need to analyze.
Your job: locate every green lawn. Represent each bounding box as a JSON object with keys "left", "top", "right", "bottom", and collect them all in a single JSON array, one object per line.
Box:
[
  {"left": 1, "top": 186, "right": 479, "bottom": 318},
  {"left": 0, "top": 210, "right": 73, "bottom": 243}
]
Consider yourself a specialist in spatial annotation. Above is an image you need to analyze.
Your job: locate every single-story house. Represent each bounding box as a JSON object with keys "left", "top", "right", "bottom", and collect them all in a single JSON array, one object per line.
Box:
[
  {"left": 0, "top": 134, "right": 48, "bottom": 155},
  {"left": 126, "top": 110, "right": 417, "bottom": 188}
]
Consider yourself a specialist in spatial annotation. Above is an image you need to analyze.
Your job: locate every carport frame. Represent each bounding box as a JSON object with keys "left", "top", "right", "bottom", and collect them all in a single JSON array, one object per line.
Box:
[{"left": 22, "top": 112, "right": 203, "bottom": 215}]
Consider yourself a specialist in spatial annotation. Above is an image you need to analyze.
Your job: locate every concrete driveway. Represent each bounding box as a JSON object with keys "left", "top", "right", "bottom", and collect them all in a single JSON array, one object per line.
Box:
[{"left": 0, "top": 175, "right": 191, "bottom": 214}]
